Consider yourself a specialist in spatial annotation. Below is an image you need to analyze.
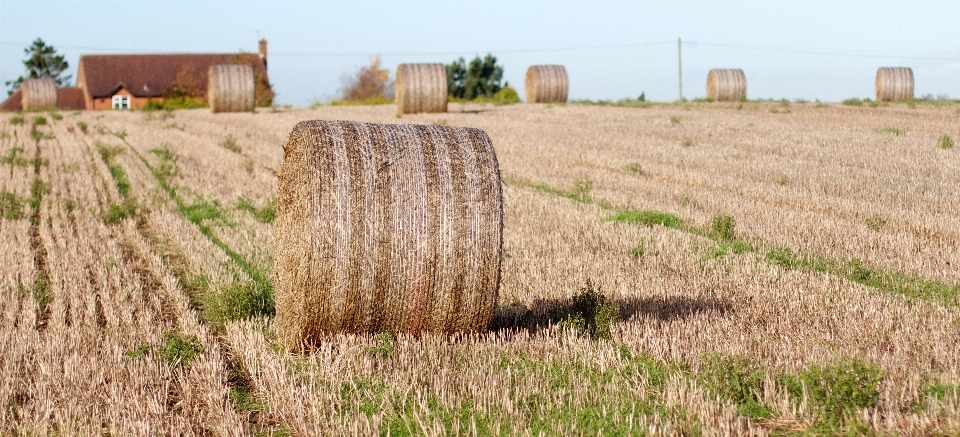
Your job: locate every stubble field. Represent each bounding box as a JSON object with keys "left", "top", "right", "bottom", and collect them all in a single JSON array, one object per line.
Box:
[{"left": 1, "top": 100, "right": 959, "bottom": 436}]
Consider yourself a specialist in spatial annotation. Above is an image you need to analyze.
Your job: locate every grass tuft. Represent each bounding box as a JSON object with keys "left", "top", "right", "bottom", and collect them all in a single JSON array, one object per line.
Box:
[
  {"left": 700, "top": 354, "right": 770, "bottom": 420},
  {"left": 237, "top": 196, "right": 277, "bottom": 223},
  {"left": 219, "top": 134, "right": 241, "bottom": 153},
  {"left": 364, "top": 332, "right": 396, "bottom": 358},
  {"left": 104, "top": 198, "right": 138, "bottom": 224},
  {"left": 865, "top": 214, "right": 887, "bottom": 231},
  {"left": 605, "top": 210, "right": 682, "bottom": 229},
  {"left": 625, "top": 162, "right": 643, "bottom": 174},
  {"left": 0, "top": 191, "right": 26, "bottom": 219},
  {"left": 842, "top": 98, "right": 863, "bottom": 106},
  {"left": 9, "top": 115, "right": 25, "bottom": 125},
  {"left": 76, "top": 121, "right": 88, "bottom": 133},
  {"left": 781, "top": 358, "right": 883, "bottom": 426},
  {"left": 201, "top": 281, "right": 275, "bottom": 329},
  {"left": 939, "top": 134, "right": 954, "bottom": 149},
  {"left": 710, "top": 214, "right": 736, "bottom": 240},
  {"left": 681, "top": 137, "right": 694, "bottom": 147}
]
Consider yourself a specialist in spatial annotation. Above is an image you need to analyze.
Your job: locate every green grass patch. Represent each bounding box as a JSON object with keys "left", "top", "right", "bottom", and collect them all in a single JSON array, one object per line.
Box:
[
  {"left": 237, "top": 196, "right": 276, "bottom": 223},
  {"left": 143, "top": 97, "right": 206, "bottom": 110},
  {"left": 9, "top": 115, "right": 25, "bottom": 125},
  {"left": 48, "top": 112, "right": 63, "bottom": 121},
  {"left": 865, "top": 214, "right": 886, "bottom": 231},
  {"left": 364, "top": 332, "right": 396, "bottom": 358},
  {"left": 182, "top": 197, "right": 233, "bottom": 227},
  {"left": 939, "top": 135, "right": 955, "bottom": 149},
  {"left": 76, "top": 121, "right": 88, "bottom": 134},
  {"left": 604, "top": 210, "right": 682, "bottom": 229},
  {"left": 201, "top": 281, "right": 275, "bottom": 329},
  {"left": 127, "top": 329, "right": 205, "bottom": 368},
  {"left": 0, "top": 191, "right": 26, "bottom": 219},
  {"left": 700, "top": 354, "right": 771, "bottom": 421},
  {"left": 681, "top": 137, "right": 694, "bottom": 147},
  {"left": 552, "top": 280, "right": 619, "bottom": 341},
  {"left": 842, "top": 98, "right": 864, "bottom": 106},
  {"left": 625, "top": 162, "right": 643, "bottom": 174},
  {"left": 780, "top": 358, "right": 883, "bottom": 427},
  {"left": 29, "top": 179, "right": 51, "bottom": 211},
  {"left": 31, "top": 116, "right": 47, "bottom": 127},
  {"left": 96, "top": 142, "right": 131, "bottom": 197},
  {"left": 879, "top": 127, "right": 903, "bottom": 136},
  {"left": 104, "top": 198, "right": 138, "bottom": 224},
  {"left": 629, "top": 241, "right": 646, "bottom": 258}
]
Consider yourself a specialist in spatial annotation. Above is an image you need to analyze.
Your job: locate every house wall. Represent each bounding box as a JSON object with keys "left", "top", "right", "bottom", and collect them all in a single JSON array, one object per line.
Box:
[{"left": 89, "top": 88, "right": 155, "bottom": 110}]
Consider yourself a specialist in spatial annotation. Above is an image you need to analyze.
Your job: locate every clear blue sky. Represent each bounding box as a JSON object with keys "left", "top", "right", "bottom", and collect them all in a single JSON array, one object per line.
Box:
[{"left": 2, "top": 1, "right": 958, "bottom": 105}]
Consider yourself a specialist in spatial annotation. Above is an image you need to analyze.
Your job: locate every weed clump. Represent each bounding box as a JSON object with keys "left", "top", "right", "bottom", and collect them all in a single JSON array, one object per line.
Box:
[
  {"left": 842, "top": 98, "right": 863, "bottom": 106},
  {"left": 710, "top": 214, "right": 736, "bottom": 240},
  {"left": 780, "top": 358, "right": 883, "bottom": 425},
  {"left": 104, "top": 198, "right": 138, "bottom": 224},
  {"left": 0, "top": 191, "right": 26, "bottom": 219},
  {"left": 553, "top": 280, "right": 619, "bottom": 341},
  {"left": 31, "top": 116, "right": 47, "bottom": 127},
  {"left": 939, "top": 135, "right": 954, "bottom": 149},
  {"left": 127, "top": 329, "right": 205, "bottom": 368},
  {"left": 681, "top": 137, "right": 694, "bottom": 147},
  {"left": 365, "top": 332, "right": 396, "bottom": 358},
  {"left": 701, "top": 354, "right": 770, "bottom": 420},
  {"left": 625, "top": 162, "right": 643, "bottom": 174},
  {"left": 9, "top": 115, "right": 25, "bottom": 125},
  {"left": 865, "top": 214, "right": 887, "bottom": 231},
  {"left": 76, "top": 121, "right": 88, "bottom": 134},
  {"left": 201, "top": 281, "right": 275, "bottom": 328},
  {"left": 219, "top": 134, "right": 241, "bottom": 153},
  {"left": 605, "top": 210, "right": 682, "bottom": 229}
]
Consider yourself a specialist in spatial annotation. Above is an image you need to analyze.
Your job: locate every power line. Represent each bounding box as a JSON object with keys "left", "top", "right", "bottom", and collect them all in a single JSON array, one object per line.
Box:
[{"left": 684, "top": 41, "right": 960, "bottom": 61}]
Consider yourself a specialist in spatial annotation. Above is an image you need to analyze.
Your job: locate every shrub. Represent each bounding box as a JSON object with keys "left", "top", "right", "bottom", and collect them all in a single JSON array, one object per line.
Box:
[
  {"left": 711, "top": 214, "right": 736, "bottom": 240},
  {"left": 339, "top": 56, "right": 393, "bottom": 101},
  {"left": 553, "top": 280, "right": 619, "bottom": 341}
]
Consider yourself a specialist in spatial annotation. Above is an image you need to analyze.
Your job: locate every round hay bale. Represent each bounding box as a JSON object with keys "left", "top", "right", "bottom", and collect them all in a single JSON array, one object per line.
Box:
[
  {"left": 395, "top": 64, "right": 447, "bottom": 115},
  {"left": 21, "top": 78, "right": 57, "bottom": 111},
  {"left": 274, "top": 120, "right": 503, "bottom": 347},
  {"left": 706, "top": 69, "right": 746, "bottom": 102},
  {"left": 524, "top": 65, "right": 568, "bottom": 103},
  {"left": 208, "top": 64, "right": 255, "bottom": 113},
  {"left": 875, "top": 67, "right": 914, "bottom": 102}
]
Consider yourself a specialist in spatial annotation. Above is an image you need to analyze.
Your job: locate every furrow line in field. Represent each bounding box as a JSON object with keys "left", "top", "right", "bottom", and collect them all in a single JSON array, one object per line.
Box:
[
  {"left": 75, "top": 127, "right": 255, "bottom": 434},
  {"left": 503, "top": 173, "right": 960, "bottom": 308},
  {"left": 27, "top": 132, "right": 52, "bottom": 332}
]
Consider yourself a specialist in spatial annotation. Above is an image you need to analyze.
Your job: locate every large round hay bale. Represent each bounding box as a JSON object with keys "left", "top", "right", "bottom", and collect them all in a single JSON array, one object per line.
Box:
[
  {"left": 21, "top": 78, "right": 57, "bottom": 111},
  {"left": 395, "top": 64, "right": 447, "bottom": 115},
  {"left": 274, "top": 120, "right": 503, "bottom": 347},
  {"left": 208, "top": 64, "right": 255, "bottom": 113},
  {"left": 524, "top": 65, "right": 568, "bottom": 103},
  {"left": 706, "top": 69, "right": 746, "bottom": 102},
  {"left": 875, "top": 67, "right": 914, "bottom": 102}
]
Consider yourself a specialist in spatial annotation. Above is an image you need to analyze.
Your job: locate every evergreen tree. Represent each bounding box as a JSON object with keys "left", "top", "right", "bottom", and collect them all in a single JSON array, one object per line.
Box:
[
  {"left": 5, "top": 38, "right": 71, "bottom": 96},
  {"left": 446, "top": 54, "right": 504, "bottom": 100}
]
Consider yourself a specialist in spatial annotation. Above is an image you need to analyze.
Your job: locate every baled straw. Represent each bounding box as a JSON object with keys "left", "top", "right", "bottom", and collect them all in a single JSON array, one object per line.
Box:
[
  {"left": 395, "top": 64, "right": 447, "bottom": 115},
  {"left": 208, "top": 64, "right": 255, "bottom": 113},
  {"left": 875, "top": 67, "right": 914, "bottom": 102},
  {"left": 274, "top": 120, "right": 503, "bottom": 348},
  {"left": 524, "top": 65, "right": 568, "bottom": 103},
  {"left": 706, "top": 69, "right": 746, "bottom": 102},
  {"left": 21, "top": 78, "right": 57, "bottom": 111}
]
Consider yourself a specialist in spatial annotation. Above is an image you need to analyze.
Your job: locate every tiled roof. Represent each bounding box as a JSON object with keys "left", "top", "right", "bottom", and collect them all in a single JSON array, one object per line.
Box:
[{"left": 77, "top": 53, "right": 267, "bottom": 98}]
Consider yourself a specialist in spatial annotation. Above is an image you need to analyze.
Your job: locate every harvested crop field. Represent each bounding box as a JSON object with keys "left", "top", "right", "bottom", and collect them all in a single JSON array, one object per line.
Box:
[{"left": 1, "top": 100, "right": 959, "bottom": 435}]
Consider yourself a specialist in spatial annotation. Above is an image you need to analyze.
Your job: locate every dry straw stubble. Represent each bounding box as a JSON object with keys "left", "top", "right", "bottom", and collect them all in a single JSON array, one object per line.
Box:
[
  {"left": 875, "top": 67, "right": 914, "bottom": 102},
  {"left": 21, "top": 77, "right": 57, "bottom": 111},
  {"left": 207, "top": 64, "right": 255, "bottom": 113},
  {"left": 706, "top": 69, "right": 747, "bottom": 102},
  {"left": 395, "top": 63, "right": 448, "bottom": 115},
  {"left": 524, "top": 65, "right": 569, "bottom": 103},
  {"left": 274, "top": 120, "right": 503, "bottom": 348}
]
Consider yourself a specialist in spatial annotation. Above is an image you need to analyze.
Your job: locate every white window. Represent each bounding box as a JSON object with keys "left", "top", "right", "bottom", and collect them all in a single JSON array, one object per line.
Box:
[{"left": 112, "top": 95, "right": 130, "bottom": 110}]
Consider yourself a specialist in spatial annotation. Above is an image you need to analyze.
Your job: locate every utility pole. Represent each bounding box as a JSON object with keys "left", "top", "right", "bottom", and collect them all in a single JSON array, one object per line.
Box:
[{"left": 677, "top": 37, "right": 683, "bottom": 102}]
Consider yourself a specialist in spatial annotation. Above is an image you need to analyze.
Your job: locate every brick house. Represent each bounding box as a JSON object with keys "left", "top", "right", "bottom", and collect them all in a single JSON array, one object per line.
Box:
[{"left": 75, "top": 39, "right": 272, "bottom": 110}]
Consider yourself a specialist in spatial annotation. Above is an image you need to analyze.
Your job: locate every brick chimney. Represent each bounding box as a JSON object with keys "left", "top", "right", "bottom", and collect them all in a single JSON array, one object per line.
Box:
[{"left": 259, "top": 38, "right": 268, "bottom": 70}]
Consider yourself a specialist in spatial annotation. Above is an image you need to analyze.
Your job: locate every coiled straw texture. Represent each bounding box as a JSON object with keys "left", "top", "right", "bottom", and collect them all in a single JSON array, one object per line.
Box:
[
  {"left": 875, "top": 67, "right": 914, "bottom": 102},
  {"left": 706, "top": 69, "right": 746, "bottom": 102},
  {"left": 274, "top": 120, "right": 503, "bottom": 349},
  {"left": 21, "top": 78, "right": 57, "bottom": 111},
  {"left": 208, "top": 64, "right": 255, "bottom": 113},
  {"left": 395, "top": 64, "right": 448, "bottom": 115},
  {"left": 524, "top": 65, "right": 568, "bottom": 103}
]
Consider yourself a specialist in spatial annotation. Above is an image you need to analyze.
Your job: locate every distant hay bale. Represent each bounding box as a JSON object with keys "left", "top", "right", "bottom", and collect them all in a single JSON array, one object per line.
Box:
[
  {"left": 875, "top": 67, "right": 914, "bottom": 102},
  {"left": 395, "top": 64, "right": 447, "bottom": 115},
  {"left": 706, "top": 69, "right": 746, "bottom": 102},
  {"left": 274, "top": 120, "right": 503, "bottom": 348},
  {"left": 524, "top": 65, "right": 568, "bottom": 103},
  {"left": 208, "top": 64, "right": 255, "bottom": 113},
  {"left": 21, "top": 78, "right": 57, "bottom": 111}
]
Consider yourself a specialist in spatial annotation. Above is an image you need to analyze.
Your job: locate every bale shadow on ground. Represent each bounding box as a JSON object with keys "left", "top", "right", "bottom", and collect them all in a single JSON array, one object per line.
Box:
[{"left": 488, "top": 295, "right": 735, "bottom": 333}]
